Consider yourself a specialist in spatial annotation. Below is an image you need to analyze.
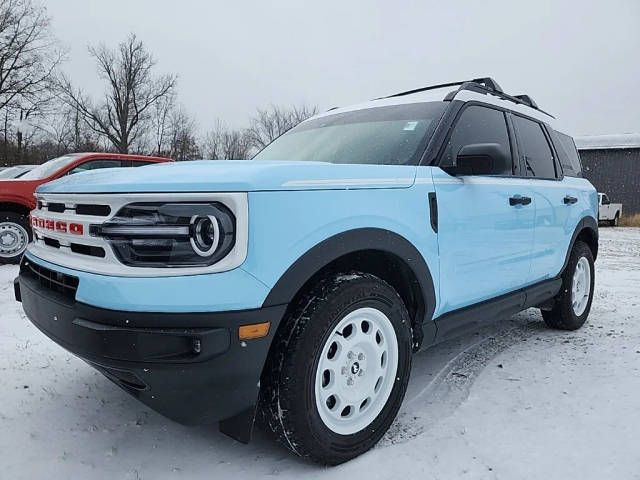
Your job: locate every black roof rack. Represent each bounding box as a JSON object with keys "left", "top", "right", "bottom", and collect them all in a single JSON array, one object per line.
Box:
[
  {"left": 379, "top": 77, "right": 503, "bottom": 99},
  {"left": 513, "top": 94, "right": 538, "bottom": 109},
  {"left": 377, "top": 77, "right": 554, "bottom": 118}
]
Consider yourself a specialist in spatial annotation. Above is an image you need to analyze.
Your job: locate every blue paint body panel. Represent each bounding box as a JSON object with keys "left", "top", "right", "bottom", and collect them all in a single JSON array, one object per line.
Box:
[
  {"left": 23, "top": 251, "right": 271, "bottom": 312},
  {"left": 36, "top": 160, "right": 417, "bottom": 193},
  {"left": 27, "top": 158, "right": 597, "bottom": 319}
]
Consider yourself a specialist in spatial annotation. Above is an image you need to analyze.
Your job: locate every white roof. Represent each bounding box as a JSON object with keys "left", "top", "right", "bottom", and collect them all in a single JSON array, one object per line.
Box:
[{"left": 574, "top": 134, "right": 640, "bottom": 150}]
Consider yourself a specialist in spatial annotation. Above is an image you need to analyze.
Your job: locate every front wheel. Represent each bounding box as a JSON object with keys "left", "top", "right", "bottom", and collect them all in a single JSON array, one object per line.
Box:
[
  {"left": 541, "top": 240, "right": 595, "bottom": 330},
  {"left": 260, "top": 272, "right": 412, "bottom": 465},
  {"left": 0, "top": 211, "right": 31, "bottom": 264}
]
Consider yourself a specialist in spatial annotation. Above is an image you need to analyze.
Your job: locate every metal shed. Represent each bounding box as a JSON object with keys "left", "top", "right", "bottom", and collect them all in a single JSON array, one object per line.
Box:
[{"left": 575, "top": 134, "right": 640, "bottom": 214}]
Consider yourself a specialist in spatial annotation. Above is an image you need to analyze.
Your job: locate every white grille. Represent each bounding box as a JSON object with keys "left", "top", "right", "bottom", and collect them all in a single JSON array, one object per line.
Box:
[{"left": 28, "top": 192, "right": 248, "bottom": 277}]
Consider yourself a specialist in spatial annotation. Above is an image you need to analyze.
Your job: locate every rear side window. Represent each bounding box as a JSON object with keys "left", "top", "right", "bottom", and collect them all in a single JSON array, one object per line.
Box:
[
  {"left": 512, "top": 116, "right": 557, "bottom": 179},
  {"left": 550, "top": 130, "right": 583, "bottom": 177},
  {"left": 445, "top": 105, "right": 513, "bottom": 175},
  {"left": 131, "top": 161, "right": 156, "bottom": 167}
]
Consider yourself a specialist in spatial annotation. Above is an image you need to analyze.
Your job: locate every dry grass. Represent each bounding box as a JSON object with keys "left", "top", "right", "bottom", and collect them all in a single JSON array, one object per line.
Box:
[{"left": 619, "top": 213, "right": 640, "bottom": 227}]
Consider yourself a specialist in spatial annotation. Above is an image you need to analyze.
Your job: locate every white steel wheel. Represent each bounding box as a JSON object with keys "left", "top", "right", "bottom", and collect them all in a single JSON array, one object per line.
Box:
[
  {"left": 315, "top": 307, "right": 399, "bottom": 435},
  {"left": 0, "top": 221, "right": 29, "bottom": 258},
  {"left": 571, "top": 256, "right": 591, "bottom": 316}
]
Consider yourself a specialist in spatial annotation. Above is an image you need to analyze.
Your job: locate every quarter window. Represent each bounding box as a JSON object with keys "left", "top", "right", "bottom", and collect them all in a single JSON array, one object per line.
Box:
[
  {"left": 512, "top": 116, "right": 557, "bottom": 178},
  {"left": 551, "top": 130, "right": 582, "bottom": 177},
  {"left": 445, "top": 105, "right": 513, "bottom": 175}
]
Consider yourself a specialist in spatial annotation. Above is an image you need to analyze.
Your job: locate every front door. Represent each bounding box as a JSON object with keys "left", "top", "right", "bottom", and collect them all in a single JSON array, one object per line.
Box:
[{"left": 432, "top": 105, "right": 535, "bottom": 315}]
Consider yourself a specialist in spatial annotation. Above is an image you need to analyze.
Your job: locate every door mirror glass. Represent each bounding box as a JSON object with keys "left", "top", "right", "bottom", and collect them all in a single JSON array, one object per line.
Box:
[{"left": 454, "top": 143, "right": 511, "bottom": 176}]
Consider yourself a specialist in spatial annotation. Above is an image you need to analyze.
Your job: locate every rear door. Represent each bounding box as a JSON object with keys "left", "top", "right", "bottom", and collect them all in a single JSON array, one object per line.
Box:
[
  {"left": 433, "top": 104, "right": 535, "bottom": 314},
  {"left": 511, "top": 115, "right": 574, "bottom": 282}
]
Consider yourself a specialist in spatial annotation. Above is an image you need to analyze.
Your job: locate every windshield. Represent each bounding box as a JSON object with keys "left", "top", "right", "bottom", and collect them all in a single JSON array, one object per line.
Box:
[
  {"left": 253, "top": 102, "right": 446, "bottom": 165},
  {"left": 21, "top": 154, "right": 81, "bottom": 180},
  {"left": 0, "top": 166, "right": 25, "bottom": 179}
]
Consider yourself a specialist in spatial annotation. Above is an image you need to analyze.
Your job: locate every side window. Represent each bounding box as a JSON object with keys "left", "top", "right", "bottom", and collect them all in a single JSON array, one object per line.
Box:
[
  {"left": 550, "top": 130, "right": 583, "bottom": 177},
  {"left": 67, "top": 159, "right": 123, "bottom": 175},
  {"left": 445, "top": 105, "right": 513, "bottom": 175},
  {"left": 131, "top": 160, "right": 156, "bottom": 167},
  {"left": 602, "top": 194, "right": 610, "bottom": 205},
  {"left": 512, "top": 116, "right": 557, "bottom": 178}
]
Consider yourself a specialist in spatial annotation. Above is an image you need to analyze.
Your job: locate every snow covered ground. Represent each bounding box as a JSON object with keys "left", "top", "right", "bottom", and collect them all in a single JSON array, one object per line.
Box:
[{"left": 1, "top": 228, "right": 639, "bottom": 479}]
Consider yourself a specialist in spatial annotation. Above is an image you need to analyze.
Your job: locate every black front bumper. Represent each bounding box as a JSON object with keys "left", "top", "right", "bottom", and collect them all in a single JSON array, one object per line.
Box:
[{"left": 15, "top": 260, "right": 285, "bottom": 440}]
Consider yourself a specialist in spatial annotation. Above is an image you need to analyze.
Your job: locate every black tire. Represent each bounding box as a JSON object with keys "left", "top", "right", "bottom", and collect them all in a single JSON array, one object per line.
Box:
[
  {"left": 613, "top": 213, "right": 619, "bottom": 227},
  {"left": 541, "top": 240, "right": 595, "bottom": 330},
  {"left": 259, "top": 271, "right": 412, "bottom": 465},
  {"left": 0, "top": 211, "right": 31, "bottom": 264}
]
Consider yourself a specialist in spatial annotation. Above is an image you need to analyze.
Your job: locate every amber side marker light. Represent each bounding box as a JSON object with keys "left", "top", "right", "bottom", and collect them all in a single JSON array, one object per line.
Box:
[{"left": 238, "top": 322, "right": 270, "bottom": 340}]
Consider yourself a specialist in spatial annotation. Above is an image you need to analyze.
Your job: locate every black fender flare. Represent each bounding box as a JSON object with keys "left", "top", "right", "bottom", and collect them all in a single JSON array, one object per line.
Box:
[
  {"left": 560, "top": 216, "right": 599, "bottom": 274},
  {"left": 261, "top": 227, "right": 437, "bottom": 329}
]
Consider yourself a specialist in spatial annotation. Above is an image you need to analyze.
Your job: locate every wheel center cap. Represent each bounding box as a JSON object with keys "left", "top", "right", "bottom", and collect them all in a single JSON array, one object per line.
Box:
[
  {"left": 350, "top": 362, "right": 360, "bottom": 375},
  {"left": 1, "top": 233, "right": 15, "bottom": 246}
]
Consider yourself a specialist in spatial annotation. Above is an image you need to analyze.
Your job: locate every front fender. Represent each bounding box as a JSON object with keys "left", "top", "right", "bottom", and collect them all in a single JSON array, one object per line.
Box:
[{"left": 244, "top": 187, "right": 440, "bottom": 318}]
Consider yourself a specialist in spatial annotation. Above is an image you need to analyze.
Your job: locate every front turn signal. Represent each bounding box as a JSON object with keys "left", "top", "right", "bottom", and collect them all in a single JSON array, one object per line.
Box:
[{"left": 238, "top": 322, "right": 270, "bottom": 341}]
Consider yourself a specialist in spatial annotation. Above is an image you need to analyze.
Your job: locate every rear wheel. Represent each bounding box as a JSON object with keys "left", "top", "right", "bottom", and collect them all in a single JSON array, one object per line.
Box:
[
  {"left": 0, "top": 211, "right": 31, "bottom": 264},
  {"left": 613, "top": 213, "right": 619, "bottom": 227},
  {"left": 260, "top": 272, "right": 412, "bottom": 465},
  {"left": 541, "top": 240, "right": 594, "bottom": 330}
]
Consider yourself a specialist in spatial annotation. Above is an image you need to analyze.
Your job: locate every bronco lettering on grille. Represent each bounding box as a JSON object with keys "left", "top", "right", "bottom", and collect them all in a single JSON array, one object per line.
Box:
[{"left": 31, "top": 216, "right": 83, "bottom": 235}]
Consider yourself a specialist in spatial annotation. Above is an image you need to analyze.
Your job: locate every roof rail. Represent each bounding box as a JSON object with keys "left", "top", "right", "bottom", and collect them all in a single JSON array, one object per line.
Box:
[
  {"left": 379, "top": 77, "right": 503, "bottom": 99},
  {"left": 377, "top": 77, "right": 554, "bottom": 119}
]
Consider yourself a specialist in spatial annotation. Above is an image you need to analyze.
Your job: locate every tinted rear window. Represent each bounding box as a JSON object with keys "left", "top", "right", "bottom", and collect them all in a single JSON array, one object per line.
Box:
[{"left": 551, "top": 130, "right": 583, "bottom": 177}]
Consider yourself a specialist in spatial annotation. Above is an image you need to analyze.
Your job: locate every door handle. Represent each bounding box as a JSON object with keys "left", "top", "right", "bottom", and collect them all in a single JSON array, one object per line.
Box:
[
  {"left": 564, "top": 196, "right": 578, "bottom": 205},
  {"left": 509, "top": 196, "right": 532, "bottom": 206}
]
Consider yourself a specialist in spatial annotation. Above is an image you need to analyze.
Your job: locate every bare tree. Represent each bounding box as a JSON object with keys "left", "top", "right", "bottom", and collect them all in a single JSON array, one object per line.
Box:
[
  {"left": 0, "top": 0, "right": 64, "bottom": 163},
  {"left": 58, "top": 33, "right": 176, "bottom": 154},
  {"left": 202, "top": 120, "right": 251, "bottom": 160},
  {"left": 168, "top": 107, "right": 199, "bottom": 161},
  {"left": 150, "top": 91, "right": 175, "bottom": 155},
  {"left": 246, "top": 104, "right": 317, "bottom": 152}
]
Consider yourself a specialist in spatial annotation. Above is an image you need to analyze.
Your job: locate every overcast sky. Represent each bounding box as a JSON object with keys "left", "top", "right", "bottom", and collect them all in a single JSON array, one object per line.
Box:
[{"left": 46, "top": 0, "right": 639, "bottom": 136}]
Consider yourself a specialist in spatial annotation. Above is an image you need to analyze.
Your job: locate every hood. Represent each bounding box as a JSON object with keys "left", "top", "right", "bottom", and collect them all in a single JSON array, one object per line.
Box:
[
  {"left": 36, "top": 160, "right": 417, "bottom": 194},
  {"left": 0, "top": 178, "right": 41, "bottom": 191}
]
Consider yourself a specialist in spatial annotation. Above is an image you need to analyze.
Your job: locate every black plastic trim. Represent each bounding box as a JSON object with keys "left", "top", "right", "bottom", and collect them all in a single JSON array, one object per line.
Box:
[
  {"left": 428, "top": 192, "right": 438, "bottom": 233},
  {"left": 16, "top": 271, "right": 286, "bottom": 443},
  {"left": 262, "top": 228, "right": 437, "bottom": 330},
  {"left": 428, "top": 277, "right": 562, "bottom": 345}
]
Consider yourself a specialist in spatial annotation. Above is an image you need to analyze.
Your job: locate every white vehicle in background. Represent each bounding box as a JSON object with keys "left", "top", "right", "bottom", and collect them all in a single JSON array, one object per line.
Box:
[{"left": 598, "top": 193, "right": 622, "bottom": 226}]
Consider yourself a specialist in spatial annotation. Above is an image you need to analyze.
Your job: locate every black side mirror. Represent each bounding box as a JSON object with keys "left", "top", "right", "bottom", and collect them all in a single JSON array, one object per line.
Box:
[{"left": 451, "top": 143, "right": 511, "bottom": 176}]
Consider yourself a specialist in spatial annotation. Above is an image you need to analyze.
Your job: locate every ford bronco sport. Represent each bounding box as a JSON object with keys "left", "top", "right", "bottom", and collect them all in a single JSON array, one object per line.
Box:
[{"left": 15, "top": 78, "right": 598, "bottom": 465}]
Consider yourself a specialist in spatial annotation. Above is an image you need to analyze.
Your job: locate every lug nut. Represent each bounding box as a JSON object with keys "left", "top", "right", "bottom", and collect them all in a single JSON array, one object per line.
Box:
[
  {"left": 347, "top": 378, "right": 354, "bottom": 386},
  {"left": 347, "top": 351, "right": 355, "bottom": 359},
  {"left": 341, "top": 366, "right": 347, "bottom": 375},
  {"left": 358, "top": 369, "right": 365, "bottom": 377},
  {"left": 358, "top": 353, "right": 365, "bottom": 361}
]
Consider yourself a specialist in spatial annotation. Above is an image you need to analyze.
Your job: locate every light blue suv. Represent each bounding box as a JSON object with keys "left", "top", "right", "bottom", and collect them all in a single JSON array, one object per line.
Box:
[{"left": 15, "top": 78, "right": 598, "bottom": 465}]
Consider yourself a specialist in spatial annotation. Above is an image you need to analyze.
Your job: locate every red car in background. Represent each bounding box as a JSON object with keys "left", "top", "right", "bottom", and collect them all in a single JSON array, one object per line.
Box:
[{"left": 0, "top": 153, "right": 172, "bottom": 263}]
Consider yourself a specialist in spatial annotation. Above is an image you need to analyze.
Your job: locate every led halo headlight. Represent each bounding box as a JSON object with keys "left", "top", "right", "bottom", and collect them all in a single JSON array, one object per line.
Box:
[
  {"left": 92, "top": 202, "right": 236, "bottom": 268},
  {"left": 189, "top": 214, "right": 220, "bottom": 257}
]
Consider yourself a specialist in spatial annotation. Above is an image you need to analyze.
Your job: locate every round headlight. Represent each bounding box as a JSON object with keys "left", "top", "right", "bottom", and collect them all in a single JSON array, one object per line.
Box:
[{"left": 190, "top": 215, "right": 220, "bottom": 257}]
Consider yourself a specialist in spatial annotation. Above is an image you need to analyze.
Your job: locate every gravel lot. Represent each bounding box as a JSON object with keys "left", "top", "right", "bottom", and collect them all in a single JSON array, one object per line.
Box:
[{"left": 1, "top": 228, "right": 639, "bottom": 479}]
